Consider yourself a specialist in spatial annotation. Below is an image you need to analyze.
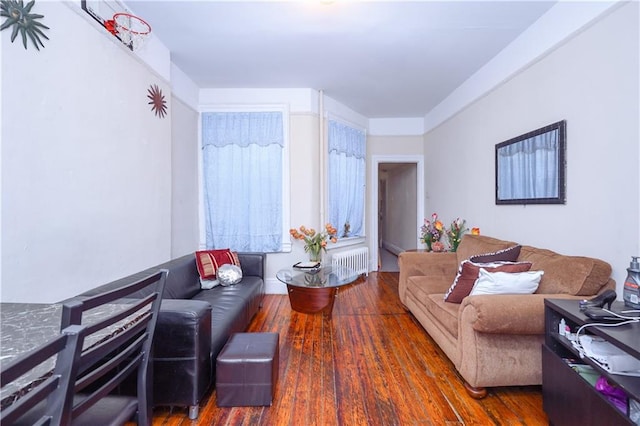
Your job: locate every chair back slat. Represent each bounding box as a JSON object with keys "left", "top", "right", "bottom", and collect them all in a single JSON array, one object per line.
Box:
[
  {"left": 0, "top": 324, "right": 85, "bottom": 425},
  {"left": 76, "top": 331, "right": 147, "bottom": 390},
  {"left": 72, "top": 272, "right": 165, "bottom": 312},
  {"left": 73, "top": 352, "right": 143, "bottom": 418},
  {"left": 81, "top": 293, "right": 156, "bottom": 337},
  {"left": 76, "top": 313, "right": 150, "bottom": 375},
  {"left": 62, "top": 269, "right": 167, "bottom": 426}
]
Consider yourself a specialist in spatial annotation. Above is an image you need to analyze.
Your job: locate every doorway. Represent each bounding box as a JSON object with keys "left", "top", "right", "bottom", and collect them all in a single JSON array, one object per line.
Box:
[{"left": 370, "top": 155, "right": 424, "bottom": 272}]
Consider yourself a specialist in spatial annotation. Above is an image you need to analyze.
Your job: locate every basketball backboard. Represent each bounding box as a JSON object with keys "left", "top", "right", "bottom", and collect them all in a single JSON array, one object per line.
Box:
[{"left": 81, "top": 0, "right": 129, "bottom": 29}]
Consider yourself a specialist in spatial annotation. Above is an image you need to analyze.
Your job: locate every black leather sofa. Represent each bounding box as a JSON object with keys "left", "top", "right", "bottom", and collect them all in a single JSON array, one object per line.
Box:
[{"left": 72, "top": 252, "right": 265, "bottom": 419}]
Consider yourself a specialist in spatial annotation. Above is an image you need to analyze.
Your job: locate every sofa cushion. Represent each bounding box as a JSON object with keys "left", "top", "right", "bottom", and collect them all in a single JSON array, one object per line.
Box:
[
  {"left": 518, "top": 246, "right": 612, "bottom": 295},
  {"left": 406, "top": 276, "right": 459, "bottom": 338},
  {"left": 195, "top": 249, "right": 241, "bottom": 280},
  {"left": 159, "top": 254, "right": 202, "bottom": 299},
  {"left": 470, "top": 269, "right": 544, "bottom": 296},
  {"left": 456, "top": 234, "right": 518, "bottom": 265},
  {"left": 192, "top": 277, "right": 264, "bottom": 356},
  {"left": 444, "top": 260, "right": 533, "bottom": 303},
  {"left": 424, "top": 294, "right": 460, "bottom": 339}
]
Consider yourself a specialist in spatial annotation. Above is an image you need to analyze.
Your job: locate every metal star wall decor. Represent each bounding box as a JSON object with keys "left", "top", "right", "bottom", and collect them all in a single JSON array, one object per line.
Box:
[
  {"left": 147, "top": 84, "right": 167, "bottom": 118},
  {"left": 0, "top": 0, "right": 50, "bottom": 50}
]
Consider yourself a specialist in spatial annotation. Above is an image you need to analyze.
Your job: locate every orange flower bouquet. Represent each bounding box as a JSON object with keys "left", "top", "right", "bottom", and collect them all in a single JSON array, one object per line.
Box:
[{"left": 290, "top": 224, "right": 338, "bottom": 262}]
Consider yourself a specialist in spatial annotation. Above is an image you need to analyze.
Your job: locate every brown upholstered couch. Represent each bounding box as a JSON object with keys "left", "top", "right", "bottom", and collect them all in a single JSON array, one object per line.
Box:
[{"left": 398, "top": 234, "right": 614, "bottom": 398}]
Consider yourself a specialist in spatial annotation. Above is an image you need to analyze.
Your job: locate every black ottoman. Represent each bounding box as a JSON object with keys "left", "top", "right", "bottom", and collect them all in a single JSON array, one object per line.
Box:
[{"left": 216, "top": 332, "right": 279, "bottom": 407}]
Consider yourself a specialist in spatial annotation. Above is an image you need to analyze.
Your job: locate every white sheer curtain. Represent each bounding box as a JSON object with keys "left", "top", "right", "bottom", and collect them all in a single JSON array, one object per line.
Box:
[
  {"left": 201, "top": 112, "right": 283, "bottom": 251},
  {"left": 327, "top": 120, "right": 365, "bottom": 238},
  {"left": 497, "top": 129, "right": 559, "bottom": 200}
]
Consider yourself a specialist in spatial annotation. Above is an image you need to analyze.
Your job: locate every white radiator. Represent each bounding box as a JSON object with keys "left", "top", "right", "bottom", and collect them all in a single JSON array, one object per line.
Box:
[{"left": 331, "top": 247, "right": 369, "bottom": 276}]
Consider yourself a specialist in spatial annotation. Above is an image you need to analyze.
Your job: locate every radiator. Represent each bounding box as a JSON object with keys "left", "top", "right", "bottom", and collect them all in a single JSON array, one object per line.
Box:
[{"left": 331, "top": 247, "right": 369, "bottom": 276}]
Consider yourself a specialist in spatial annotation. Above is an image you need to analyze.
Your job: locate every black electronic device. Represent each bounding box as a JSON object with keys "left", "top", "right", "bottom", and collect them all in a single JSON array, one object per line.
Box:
[{"left": 583, "top": 307, "right": 639, "bottom": 322}]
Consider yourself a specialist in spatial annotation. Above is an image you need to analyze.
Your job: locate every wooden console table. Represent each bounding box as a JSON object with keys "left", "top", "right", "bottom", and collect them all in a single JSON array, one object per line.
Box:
[{"left": 543, "top": 298, "right": 640, "bottom": 425}]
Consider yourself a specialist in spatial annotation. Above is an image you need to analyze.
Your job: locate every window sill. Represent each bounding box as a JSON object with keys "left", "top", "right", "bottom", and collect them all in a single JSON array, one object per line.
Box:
[{"left": 327, "top": 236, "right": 366, "bottom": 251}]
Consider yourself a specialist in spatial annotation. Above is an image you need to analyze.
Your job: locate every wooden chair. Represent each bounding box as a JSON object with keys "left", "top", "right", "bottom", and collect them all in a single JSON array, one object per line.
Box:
[
  {"left": 0, "top": 324, "right": 86, "bottom": 426},
  {"left": 61, "top": 269, "right": 167, "bottom": 426}
]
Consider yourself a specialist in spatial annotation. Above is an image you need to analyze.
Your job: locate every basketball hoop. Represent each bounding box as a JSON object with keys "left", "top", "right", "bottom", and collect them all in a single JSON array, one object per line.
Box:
[{"left": 108, "top": 12, "right": 151, "bottom": 51}]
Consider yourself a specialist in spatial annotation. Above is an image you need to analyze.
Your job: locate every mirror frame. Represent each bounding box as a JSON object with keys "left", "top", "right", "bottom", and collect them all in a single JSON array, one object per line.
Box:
[{"left": 495, "top": 120, "right": 566, "bottom": 205}]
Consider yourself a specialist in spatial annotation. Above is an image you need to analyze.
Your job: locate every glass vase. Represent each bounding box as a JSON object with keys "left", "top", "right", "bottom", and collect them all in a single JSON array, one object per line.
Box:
[{"left": 307, "top": 244, "right": 322, "bottom": 264}]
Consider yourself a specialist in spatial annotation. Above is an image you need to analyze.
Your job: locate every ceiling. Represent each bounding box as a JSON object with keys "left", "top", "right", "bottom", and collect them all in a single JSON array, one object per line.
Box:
[{"left": 124, "top": 1, "right": 556, "bottom": 118}]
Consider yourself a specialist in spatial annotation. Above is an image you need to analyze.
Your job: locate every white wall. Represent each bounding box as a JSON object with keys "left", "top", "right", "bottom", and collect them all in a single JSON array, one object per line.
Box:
[
  {"left": 1, "top": 2, "right": 172, "bottom": 302},
  {"left": 424, "top": 1, "right": 639, "bottom": 293},
  {"left": 171, "top": 96, "right": 199, "bottom": 258}
]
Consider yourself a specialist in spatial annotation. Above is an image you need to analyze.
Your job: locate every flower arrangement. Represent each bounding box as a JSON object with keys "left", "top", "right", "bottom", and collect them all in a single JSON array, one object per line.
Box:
[
  {"left": 420, "top": 213, "right": 444, "bottom": 251},
  {"left": 420, "top": 214, "right": 477, "bottom": 252},
  {"left": 431, "top": 241, "right": 446, "bottom": 252},
  {"left": 446, "top": 218, "right": 468, "bottom": 252},
  {"left": 290, "top": 223, "right": 338, "bottom": 262}
]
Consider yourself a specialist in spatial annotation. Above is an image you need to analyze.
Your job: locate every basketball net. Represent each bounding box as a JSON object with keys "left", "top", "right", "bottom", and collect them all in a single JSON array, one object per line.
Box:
[{"left": 110, "top": 13, "right": 151, "bottom": 51}]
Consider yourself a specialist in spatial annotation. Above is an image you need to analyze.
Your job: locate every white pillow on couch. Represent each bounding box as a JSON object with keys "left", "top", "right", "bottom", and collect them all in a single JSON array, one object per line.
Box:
[{"left": 470, "top": 268, "right": 544, "bottom": 296}]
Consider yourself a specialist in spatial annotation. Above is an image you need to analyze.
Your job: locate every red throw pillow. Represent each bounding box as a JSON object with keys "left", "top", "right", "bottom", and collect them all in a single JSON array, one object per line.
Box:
[
  {"left": 444, "top": 260, "right": 533, "bottom": 303},
  {"left": 469, "top": 244, "right": 521, "bottom": 263},
  {"left": 195, "top": 249, "right": 241, "bottom": 280}
]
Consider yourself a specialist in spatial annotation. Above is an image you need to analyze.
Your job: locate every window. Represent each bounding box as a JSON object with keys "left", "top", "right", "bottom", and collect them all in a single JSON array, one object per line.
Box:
[
  {"left": 327, "top": 119, "right": 366, "bottom": 239},
  {"left": 201, "top": 110, "right": 288, "bottom": 251}
]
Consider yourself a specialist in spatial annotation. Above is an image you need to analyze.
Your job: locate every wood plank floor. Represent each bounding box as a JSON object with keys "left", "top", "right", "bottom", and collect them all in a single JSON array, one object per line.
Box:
[{"left": 150, "top": 272, "right": 548, "bottom": 425}]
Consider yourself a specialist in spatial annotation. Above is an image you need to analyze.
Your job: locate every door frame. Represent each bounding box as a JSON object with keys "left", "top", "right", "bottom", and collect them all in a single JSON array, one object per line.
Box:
[{"left": 369, "top": 155, "right": 424, "bottom": 271}]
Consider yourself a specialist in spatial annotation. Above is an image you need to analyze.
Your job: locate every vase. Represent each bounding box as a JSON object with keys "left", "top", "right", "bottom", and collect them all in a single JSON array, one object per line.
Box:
[
  {"left": 307, "top": 244, "right": 323, "bottom": 264},
  {"left": 424, "top": 238, "right": 432, "bottom": 252}
]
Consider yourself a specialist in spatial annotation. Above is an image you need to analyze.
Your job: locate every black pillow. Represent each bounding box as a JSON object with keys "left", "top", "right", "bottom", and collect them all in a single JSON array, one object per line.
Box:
[{"left": 469, "top": 245, "right": 521, "bottom": 263}]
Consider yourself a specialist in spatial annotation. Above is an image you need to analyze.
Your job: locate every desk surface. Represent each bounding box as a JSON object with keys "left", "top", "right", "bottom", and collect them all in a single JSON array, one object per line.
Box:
[
  {"left": 1, "top": 303, "right": 63, "bottom": 365},
  {"left": 1, "top": 301, "right": 144, "bottom": 403}
]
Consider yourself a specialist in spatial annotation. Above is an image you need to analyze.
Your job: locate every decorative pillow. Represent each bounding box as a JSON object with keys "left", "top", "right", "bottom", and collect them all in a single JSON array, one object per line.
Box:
[
  {"left": 200, "top": 277, "right": 219, "bottom": 290},
  {"left": 217, "top": 264, "right": 243, "bottom": 286},
  {"left": 195, "top": 249, "right": 241, "bottom": 280},
  {"left": 470, "top": 268, "right": 544, "bottom": 296},
  {"left": 444, "top": 260, "right": 533, "bottom": 303},
  {"left": 469, "top": 244, "right": 522, "bottom": 263}
]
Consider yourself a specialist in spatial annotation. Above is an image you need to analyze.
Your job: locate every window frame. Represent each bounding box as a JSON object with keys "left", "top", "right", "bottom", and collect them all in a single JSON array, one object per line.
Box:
[
  {"left": 197, "top": 104, "right": 291, "bottom": 252},
  {"left": 324, "top": 113, "right": 367, "bottom": 250}
]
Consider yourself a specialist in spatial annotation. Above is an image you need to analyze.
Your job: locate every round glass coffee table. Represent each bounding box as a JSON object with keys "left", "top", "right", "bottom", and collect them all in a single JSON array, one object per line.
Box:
[{"left": 276, "top": 265, "right": 359, "bottom": 317}]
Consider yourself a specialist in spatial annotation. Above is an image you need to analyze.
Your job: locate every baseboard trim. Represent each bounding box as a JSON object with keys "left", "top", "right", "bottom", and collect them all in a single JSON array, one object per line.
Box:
[
  {"left": 265, "top": 277, "right": 287, "bottom": 295},
  {"left": 381, "top": 241, "right": 404, "bottom": 256}
]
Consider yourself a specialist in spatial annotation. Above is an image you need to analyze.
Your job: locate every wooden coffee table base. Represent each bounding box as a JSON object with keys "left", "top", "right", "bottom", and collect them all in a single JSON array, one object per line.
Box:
[{"left": 287, "top": 285, "right": 337, "bottom": 317}]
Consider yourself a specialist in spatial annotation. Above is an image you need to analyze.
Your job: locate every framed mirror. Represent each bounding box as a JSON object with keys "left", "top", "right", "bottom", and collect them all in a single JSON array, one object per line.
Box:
[{"left": 495, "top": 120, "right": 566, "bottom": 205}]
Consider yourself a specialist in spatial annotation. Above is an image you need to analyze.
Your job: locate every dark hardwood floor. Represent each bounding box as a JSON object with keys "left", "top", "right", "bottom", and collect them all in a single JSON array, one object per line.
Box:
[{"left": 150, "top": 272, "right": 548, "bottom": 425}]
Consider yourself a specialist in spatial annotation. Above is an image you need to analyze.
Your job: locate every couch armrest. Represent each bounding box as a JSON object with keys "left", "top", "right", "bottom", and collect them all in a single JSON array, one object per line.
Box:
[
  {"left": 398, "top": 251, "right": 458, "bottom": 304},
  {"left": 459, "top": 293, "right": 584, "bottom": 334},
  {"left": 155, "top": 299, "right": 213, "bottom": 357},
  {"left": 153, "top": 299, "right": 213, "bottom": 408},
  {"left": 237, "top": 252, "right": 265, "bottom": 279}
]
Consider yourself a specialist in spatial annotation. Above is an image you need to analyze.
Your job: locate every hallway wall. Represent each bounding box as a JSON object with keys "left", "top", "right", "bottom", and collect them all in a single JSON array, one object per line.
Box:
[{"left": 380, "top": 164, "right": 418, "bottom": 254}]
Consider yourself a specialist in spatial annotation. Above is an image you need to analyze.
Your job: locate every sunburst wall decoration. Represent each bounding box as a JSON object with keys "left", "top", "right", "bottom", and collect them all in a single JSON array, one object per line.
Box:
[
  {"left": 0, "top": 0, "right": 49, "bottom": 50},
  {"left": 147, "top": 84, "right": 167, "bottom": 118}
]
